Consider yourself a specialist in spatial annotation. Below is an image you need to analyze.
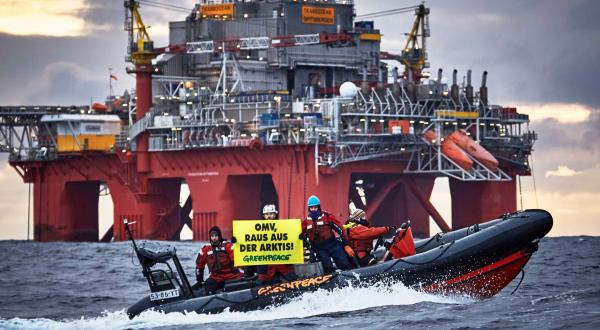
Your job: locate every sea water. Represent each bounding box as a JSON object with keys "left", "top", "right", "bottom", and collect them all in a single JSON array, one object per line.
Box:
[{"left": 0, "top": 237, "right": 598, "bottom": 329}]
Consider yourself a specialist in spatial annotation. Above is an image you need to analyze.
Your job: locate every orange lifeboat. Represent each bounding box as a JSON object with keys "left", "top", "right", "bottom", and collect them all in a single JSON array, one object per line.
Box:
[
  {"left": 448, "top": 129, "right": 499, "bottom": 171},
  {"left": 423, "top": 130, "right": 473, "bottom": 170},
  {"left": 91, "top": 102, "right": 109, "bottom": 112}
]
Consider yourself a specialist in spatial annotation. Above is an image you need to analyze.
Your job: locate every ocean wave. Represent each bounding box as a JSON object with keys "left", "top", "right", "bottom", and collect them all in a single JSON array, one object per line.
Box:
[{"left": 0, "top": 282, "right": 468, "bottom": 330}]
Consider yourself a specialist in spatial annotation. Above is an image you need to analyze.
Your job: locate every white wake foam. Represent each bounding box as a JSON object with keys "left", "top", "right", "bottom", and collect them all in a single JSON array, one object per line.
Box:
[{"left": 0, "top": 282, "right": 472, "bottom": 329}]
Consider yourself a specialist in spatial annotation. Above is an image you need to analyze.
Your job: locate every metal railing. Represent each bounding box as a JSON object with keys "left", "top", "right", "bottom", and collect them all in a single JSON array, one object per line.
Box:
[{"left": 0, "top": 82, "right": 533, "bottom": 181}]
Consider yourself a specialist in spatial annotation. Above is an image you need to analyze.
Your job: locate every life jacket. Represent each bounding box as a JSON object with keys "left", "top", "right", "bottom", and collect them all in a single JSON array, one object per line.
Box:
[
  {"left": 205, "top": 243, "right": 236, "bottom": 275},
  {"left": 389, "top": 227, "right": 416, "bottom": 259},
  {"left": 305, "top": 215, "right": 336, "bottom": 245},
  {"left": 346, "top": 226, "right": 374, "bottom": 257}
]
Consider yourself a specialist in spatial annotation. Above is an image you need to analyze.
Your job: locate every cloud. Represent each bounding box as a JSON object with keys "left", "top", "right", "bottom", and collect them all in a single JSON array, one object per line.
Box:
[
  {"left": 0, "top": 0, "right": 89, "bottom": 37},
  {"left": 532, "top": 110, "right": 600, "bottom": 161},
  {"left": 580, "top": 111, "right": 600, "bottom": 153},
  {"left": 545, "top": 166, "right": 583, "bottom": 177},
  {"left": 80, "top": 0, "right": 196, "bottom": 44},
  {"left": 526, "top": 111, "right": 600, "bottom": 194},
  {"left": 519, "top": 190, "right": 600, "bottom": 236},
  {"left": 0, "top": 32, "right": 135, "bottom": 105},
  {"left": 0, "top": 0, "right": 194, "bottom": 106},
  {"left": 23, "top": 61, "right": 107, "bottom": 105},
  {"left": 516, "top": 103, "right": 593, "bottom": 123},
  {"left": 362, "top": 0, "right": 600, "bottom": 108},
  {"left": 0, "top": 0, "right": 193, "bottom": 39}
]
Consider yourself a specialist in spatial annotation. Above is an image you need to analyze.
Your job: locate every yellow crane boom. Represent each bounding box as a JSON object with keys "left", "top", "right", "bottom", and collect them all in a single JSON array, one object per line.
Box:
[
  {"left": 401, "top": 4, "right": 430, "bottom": 81},
  {"left": 124, "top": 0, "right": 155, "bottom": 65}
]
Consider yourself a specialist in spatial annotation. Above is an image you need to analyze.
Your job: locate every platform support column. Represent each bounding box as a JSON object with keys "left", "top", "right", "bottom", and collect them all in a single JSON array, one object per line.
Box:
[
  {"left": 33, "top": 167, "right": 99, "bottom": 241},
  {"left": 273, "top": 149, "right": 352, "bottom": 222},
  {"left": 402, "top": 176, "right": 450, "bottom": 234},
  {"left": 188, "top": 174, "right": 265, "bottom": 241},
  {"left": 135, "top": 64, "right": 153, "bottom": 173},
  {"left": 272, "top": 149, "right": 308, "bottom": 220},
  {"left": 109, "top": 178, "right": 181, "bottom": 240},
  {"left": 449, "top": 178, "right": 517, "bottom": 229},
  {"left": 364, "top": 175, "right": 436, "bottom": 237}
]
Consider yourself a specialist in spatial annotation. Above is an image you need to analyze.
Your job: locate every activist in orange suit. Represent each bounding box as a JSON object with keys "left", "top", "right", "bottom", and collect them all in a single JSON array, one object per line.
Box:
[
  {"left": 255, "top": 204, "right": 299, "bottom": 285},
  {"left": 345, "top": 209, "right": 396, "bottom": 267},
  {"left": 195, "top": 226, "right": 243, "bottom": 295}
]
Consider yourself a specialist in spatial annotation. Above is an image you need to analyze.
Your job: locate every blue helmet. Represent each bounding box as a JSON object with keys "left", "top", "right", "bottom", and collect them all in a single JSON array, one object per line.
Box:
[{"left": 307, "top": 195, "right": 321, "bottom": 207}]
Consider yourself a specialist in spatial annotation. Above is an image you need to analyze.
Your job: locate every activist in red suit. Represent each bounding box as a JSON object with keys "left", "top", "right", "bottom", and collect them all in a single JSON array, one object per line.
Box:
[
  {"left": 301, "top": 195, "right": 354, "bottom": 274},
  {"left": 195, "top": 226, "right": 243, "bottom": 295}
]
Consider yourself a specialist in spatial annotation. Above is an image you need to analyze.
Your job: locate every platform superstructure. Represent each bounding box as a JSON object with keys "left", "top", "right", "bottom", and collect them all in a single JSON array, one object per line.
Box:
[{"left": 0, "top": 1, "right": 535, "bottom": 241}]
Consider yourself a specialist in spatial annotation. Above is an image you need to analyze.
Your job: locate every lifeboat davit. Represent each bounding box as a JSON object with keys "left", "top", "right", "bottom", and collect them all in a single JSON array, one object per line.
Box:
[
  {"left": 124, "top": 209, "right": 553, "bottom": 317},
  {"left": 182, "top": 130, "right": 191, "bottom": 145},
  {"left": 448, "top": 130, "right": 499, "bottom": 170},
  {"left": 423, "top": 130, "right": 473, "bottom": 170}
]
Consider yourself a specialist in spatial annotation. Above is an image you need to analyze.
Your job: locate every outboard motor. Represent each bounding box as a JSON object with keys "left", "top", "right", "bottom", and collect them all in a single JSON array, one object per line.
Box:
[{"left": 124, "top": 220, "right": 194, "bottom": 318}]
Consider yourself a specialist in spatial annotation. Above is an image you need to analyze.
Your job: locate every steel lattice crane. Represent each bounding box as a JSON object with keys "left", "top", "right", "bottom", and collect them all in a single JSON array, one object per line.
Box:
[
  {"left": 401, "top": 4, "right": 430, "bottom": 82},
  {"left": 124, "top": 0, "right": 154, "bottom": 65},
  {"left": 379, "top": 4, "right": 431, "bottom": 84}
]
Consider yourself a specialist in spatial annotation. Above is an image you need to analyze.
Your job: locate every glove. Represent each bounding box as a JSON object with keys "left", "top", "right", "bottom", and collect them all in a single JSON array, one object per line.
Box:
[
  {"left": 231, "top": 236, "right": 237, "bottom": 243},
  {"left": 383, "top": 241, "right": 392, "bottom": 249},
  {"left": 299, "top": 232, "right": 307, "bottom": 240},
  {"left": 195, "top": 268, "right": 204, "bottom": 285},
  {"left": 387, "top": 226, "right": 398, "bottom": 233},
  {"left": 191, "top": 282, "right": 203, "bottom": 290},
  {"left": 344, "top": 245, "right": 355, "bottom": 258}
]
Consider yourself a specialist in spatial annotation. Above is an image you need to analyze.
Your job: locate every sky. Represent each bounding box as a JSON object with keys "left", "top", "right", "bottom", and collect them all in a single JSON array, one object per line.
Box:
[{"left": 0, "top": 0, "right": 599, "bottom": 239}]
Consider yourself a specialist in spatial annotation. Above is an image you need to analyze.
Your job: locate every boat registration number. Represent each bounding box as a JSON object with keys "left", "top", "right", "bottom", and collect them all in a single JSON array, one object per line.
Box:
[{"left": 150, "top": 289, "right": 180, "bottom": 301}]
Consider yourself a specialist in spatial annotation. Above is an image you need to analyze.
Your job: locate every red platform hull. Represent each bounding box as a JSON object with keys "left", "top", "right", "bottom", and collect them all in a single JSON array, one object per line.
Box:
[{"left": 11, "top": 145, "right": 518, "bottom": 242}]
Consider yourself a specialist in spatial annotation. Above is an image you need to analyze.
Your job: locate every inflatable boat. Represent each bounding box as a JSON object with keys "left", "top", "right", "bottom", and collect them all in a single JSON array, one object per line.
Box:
[{"left": 125, "top": 209, "right": 553, "bottom": 318}]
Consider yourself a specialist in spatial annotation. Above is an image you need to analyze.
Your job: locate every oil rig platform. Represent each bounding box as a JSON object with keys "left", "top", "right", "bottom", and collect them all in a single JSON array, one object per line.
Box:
[{"left": 0, "top": 0, "right": 535, "bottom": 242}]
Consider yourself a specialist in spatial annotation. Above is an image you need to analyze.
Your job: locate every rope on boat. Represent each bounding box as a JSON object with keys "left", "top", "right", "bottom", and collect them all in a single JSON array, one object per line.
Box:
[
  {"left": 130, "top": 243, "right": 140, "bottom": 267},
  {"left": 414, "top": 233, "right": 443, "bottom": 253},
  {"left": 529, "top": 154, "right": 540, "bottom": 208},
  {"left": 510, "top": 266, "right": 526, "bottom": 295},
  {"left": 518, "top": 174, "right": 524, "bottom": 210}
]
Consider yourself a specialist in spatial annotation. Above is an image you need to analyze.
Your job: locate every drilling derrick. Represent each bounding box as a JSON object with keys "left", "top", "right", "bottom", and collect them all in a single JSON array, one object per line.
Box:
[{"left": 0, "top": 1, "right": 536, "bottom": 242}]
